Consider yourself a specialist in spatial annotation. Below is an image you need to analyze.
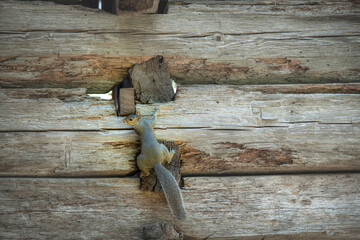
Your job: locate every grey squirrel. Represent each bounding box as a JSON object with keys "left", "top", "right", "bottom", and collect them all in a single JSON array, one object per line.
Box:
[{"left": 123, "top": 112, "right": 187, "bottom": 220}]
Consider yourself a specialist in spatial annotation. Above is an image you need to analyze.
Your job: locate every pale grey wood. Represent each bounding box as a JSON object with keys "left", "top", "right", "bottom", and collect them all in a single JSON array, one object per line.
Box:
[
  {"left": 0, "top": 1, "right": 359, "bottom": 92},
  {"left": 0, "top": 131, "right": 139, "bottom": 176},
  {"left": 1, "top": 123, "right": 359, "bottom": 176},
  {"left": 1, "top": 85, "right": 359, "bottom": 176},
  {"left": 169, "top": 0, "right": 360, "bottom": 17},
  {"left": 1, "top": 85, "right": 359, "bottom": 131},
  {"left": 0, "top": 175, "right": 359, "bottom": 239}
]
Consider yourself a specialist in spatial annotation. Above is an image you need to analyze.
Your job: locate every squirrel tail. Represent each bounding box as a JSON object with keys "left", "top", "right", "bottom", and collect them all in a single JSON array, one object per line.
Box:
[{"left": 154, "top": 162, "right": 187, "bottom": 220}]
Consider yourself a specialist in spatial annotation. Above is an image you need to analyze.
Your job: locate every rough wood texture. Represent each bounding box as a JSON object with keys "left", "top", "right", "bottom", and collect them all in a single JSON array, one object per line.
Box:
[
  {"left": 144, "top": 222, "right": 183, "bottom": 240},
  {"left": 130, "top": 56, "right": 175, "bottom": 103},
  {"left": 0, "top": 131, "right": 139, "bottom": 177},
  {"left": 0, "top": 85, "right": 359, "bottom": 176},
  {"left": 1, "top": 84, "right": 359, "bottom": 131},
  {"left": 118, "top": 0, "right": 160, "bottom": 13},
  {"left": 0, "top": 84, "right": 360, "bottom": 176},
  {"left": 119, "top": 88, "right": 135, "bottom": 116},
  {"left": 0, "top": 175, "right": 359, "bottom": 239},
  {"left": 0, "top": 1, "right": 359, "bottom": 92}
]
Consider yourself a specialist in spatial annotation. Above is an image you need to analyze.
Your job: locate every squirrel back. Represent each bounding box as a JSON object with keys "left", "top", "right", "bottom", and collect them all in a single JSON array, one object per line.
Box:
[
  {"left": 124, "top": 113, "right": 187, "bottom": 220},
  {"left": 154, "top": 162, "right": 187, "bottom": 220}
]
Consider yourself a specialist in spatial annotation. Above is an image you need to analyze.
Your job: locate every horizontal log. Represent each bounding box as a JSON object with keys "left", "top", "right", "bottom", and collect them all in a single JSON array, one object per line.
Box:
[
  {"left": 1, "top": 85, "right": 359, "bottom": 176},
  {"left": 1, "top": 175, "right": 359, "bottom": 239},
  {"left": 0, "top": 131, "right": 139, "bottom": 177},
  {"left": 170, "top": 0, "right": 360, "bottom": 17},
  {"left": 1, "top": 84, "right": 359, "bottom": 131},
  {"left": 0, "top": 1, "right": 359, "bottom": 91},
  {"left": 1, "top": 124, "right": 359, "bottom": 176}
]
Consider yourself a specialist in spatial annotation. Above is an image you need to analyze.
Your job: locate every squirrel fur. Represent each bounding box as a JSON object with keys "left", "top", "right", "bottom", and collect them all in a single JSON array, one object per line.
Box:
[{"left": 123, "top": 112, "right": 187, "bottom": 220}]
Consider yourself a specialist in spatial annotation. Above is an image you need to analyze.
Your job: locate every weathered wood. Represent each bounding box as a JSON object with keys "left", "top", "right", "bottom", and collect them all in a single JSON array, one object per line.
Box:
[
  {"left": 119, "top": 88, "right": 135, "bottom": 116},
  {"left": 118, "top": 0, "right": 160, "bottom": 13},
  {"left": 0, "top": 1, "right": 359, "bottom": 92},
  {"left": 1, "top": 124, "right": 359, "bottom": 177},
  {"left": 0, "top": 85, "right": 359, "bottom": 176},
  {"left": 0, "top": 130, "right": 139, "bottom": 177},
  {"left": 144, "top": 222, "right": 183, "bottom": 240},
  {"left": 130, "top": 56, "right": 175, "bottom": 103},
  {"left": 1, "top": 85, "right": 359, "bottom": 131},
  {"left": 169, "top": 0, "right": 360, "bottom": 16},
  {"left": 1, "top": 175, "right": 359, "bottom": 239}
]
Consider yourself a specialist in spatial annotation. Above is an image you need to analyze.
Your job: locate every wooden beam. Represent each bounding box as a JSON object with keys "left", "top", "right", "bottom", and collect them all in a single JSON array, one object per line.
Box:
[
  {"left": 0, "top": 1, "right": 359, "bottom": 92},
  {"left": 0, "top": 131, "right": 139, "bottom": 177},
  {"left": 1, "top": 124, "right": 359, "bottom": 177},
  {"left": 1, "top": 85, "right": 359, "bottom": 131},
  {"left": 1, "top": 175, "right": 359, "bottom": 239},
  {"left": 119, "top": 88, "right": 135, "bottom": 116},
  {"left": 0, "top": 85, "right": 359, "bottom": 176}
]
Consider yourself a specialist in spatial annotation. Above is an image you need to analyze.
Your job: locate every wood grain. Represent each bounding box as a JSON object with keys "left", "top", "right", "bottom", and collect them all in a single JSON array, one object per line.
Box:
[
  {"left": 0, "top": 131, "right": 139, "bottom": 177},
  {"left": 1, "top": 174, "right": 359, "bottom": 239},
  {"left": 0, "top": 1, "right": 359, "bottom": 92},
  {"left": 1, "top": 85, "right": 359, "bottom": 176},
  {"left": 1, "top": 85, "right": 359, "bottom": 131},
  {"left": 119, "top": 88, "right": 135, "bottom": 116},
  {"left": 1, "top": 124, "right": 359, "bottom": 177}
]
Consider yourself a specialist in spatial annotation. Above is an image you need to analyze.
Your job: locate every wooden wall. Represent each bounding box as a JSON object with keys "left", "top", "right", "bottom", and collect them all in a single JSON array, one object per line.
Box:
[{"left": 1, "top": 0, "right": 360, "bottom": 239}]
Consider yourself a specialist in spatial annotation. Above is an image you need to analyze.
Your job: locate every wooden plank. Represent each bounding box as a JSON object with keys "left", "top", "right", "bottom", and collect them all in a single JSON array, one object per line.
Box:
[
  {"left": 1, "top": 174, "right": 359, "bottom": 239},
  {"left": 0, "top": 85, "right": 359, "bottom": 176},
  {"left": 1, "top": 85, "right": 359, "bottom": 131},
  {"left": 169, "top": 0, "right": 360, "bottom": 17},
  {"left": 0, "top": 1, "right": 359, "bottom": 92},
  {"left": 1, "top": 123, "right": 359, "bottom": 176},
  {"left": 0, "top": 88, "right": 120, "bottom": 131},
  {"left": 119, "top": 88, "right": 135, "bottom": 116},
  {"left": 0, "top": 131, "right": 139, "bottom": 177}
]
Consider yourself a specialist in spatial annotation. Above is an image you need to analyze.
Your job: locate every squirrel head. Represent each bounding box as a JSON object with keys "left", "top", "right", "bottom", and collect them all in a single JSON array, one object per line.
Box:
[{"left": 123, "top": 114, "right": 141, "bottom": 126}]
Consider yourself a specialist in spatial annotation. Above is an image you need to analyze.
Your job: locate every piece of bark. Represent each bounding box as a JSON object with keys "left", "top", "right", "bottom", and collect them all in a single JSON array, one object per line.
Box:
[
  {"left": 140, "top": 141, "right": 181, "bottom": 192},
  {"left": 143, "top": 222, "right": 183, "bottom": 240},
  {"left": 130, "top": 56, "right": 176, "bottom": 103},
  {"left": 119, "top": 88, "right": 135, "bottom": 116}
]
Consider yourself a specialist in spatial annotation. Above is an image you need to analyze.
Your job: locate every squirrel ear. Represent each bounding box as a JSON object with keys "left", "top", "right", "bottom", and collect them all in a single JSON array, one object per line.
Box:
[{"left": 136, "top": 113, "right": 141, "bottom": 121}]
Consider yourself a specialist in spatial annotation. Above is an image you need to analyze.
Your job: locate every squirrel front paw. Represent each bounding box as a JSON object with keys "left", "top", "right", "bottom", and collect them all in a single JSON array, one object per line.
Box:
[
  {"left": 140, "top": 170, "right": 150, "bottom": 178},
  {"left": 169, "top": 148, "right": 176, "bottom": 155}
]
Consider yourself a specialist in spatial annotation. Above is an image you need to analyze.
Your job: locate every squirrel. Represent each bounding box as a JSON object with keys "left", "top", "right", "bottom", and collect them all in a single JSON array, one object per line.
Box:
[{"left": 123, "top": 112, "right": 187, "bottom": 220}]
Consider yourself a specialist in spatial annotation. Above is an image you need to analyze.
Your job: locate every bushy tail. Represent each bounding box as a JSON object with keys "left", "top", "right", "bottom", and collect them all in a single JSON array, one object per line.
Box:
[{"left": 154, "top": 162, "right": 187, "bottom": 220}]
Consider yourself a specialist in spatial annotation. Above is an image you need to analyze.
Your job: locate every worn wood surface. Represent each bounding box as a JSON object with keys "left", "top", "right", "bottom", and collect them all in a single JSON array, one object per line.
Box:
[
  {"left": 119, "top": 88, "right": 135, "bottom": 116},
  {"left": 0, "top": 174, "right": 359, "bottom": 239},
  {"left": 0, "top": 1, "right": 359, "bottom": 92},
  {"left": 1, "top": 84, "right": 359, "bottom": 131},
  {"left": 1, "top": 84, "right": 359, "bottom": 176}
]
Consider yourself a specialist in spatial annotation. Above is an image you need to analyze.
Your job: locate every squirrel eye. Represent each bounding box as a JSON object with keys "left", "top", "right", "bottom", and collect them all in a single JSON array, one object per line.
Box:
[{"left": 129, "top": 118, "right": 133, "bottom": 121}]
